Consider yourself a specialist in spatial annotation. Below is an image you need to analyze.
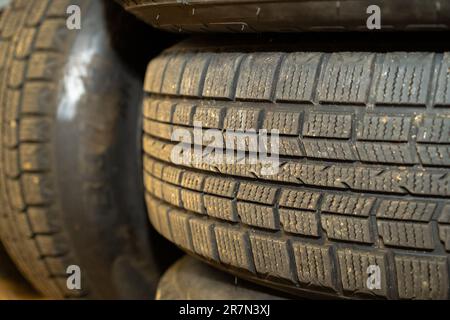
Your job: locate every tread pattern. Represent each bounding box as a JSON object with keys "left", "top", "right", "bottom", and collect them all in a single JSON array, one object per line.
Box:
[
  {"left": 0, "top": 0, "right": 88, "bottom": 298},
  {"left": 142, "top": 48, "right": 450, "bottom": 299}
]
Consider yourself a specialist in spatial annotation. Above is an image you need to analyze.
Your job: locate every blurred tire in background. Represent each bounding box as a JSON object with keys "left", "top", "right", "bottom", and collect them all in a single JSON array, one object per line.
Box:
[{"left": 0, "top": 0, "right": 179, "bottom": 299}]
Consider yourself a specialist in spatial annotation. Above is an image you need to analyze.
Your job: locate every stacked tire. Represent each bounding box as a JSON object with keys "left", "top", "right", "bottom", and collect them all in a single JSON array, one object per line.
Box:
[
  {"left": 141, "top": 41, "right": 450, "bottom": 299},
  {"left": 0, "top": 0, "right": 173, "bottom": 298}
]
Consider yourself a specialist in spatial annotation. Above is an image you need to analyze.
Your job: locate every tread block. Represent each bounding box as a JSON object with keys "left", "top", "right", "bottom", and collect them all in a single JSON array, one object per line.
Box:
[
  {"left": 34, "top": 20, "right": 68, "bottom": 51},
  {"left": 262, "top": 110, "right": 301, "bottom": 135},
  {"left": 321, "top": 194, "right": 374, "bottom": 217},
  {"left": 161, "top": 54, "right": 190, "bottom": 95},
  {"left": 21, "top": 173, "right": 53, "bottom": 205},
  {"left": 236, "top": 53, "right": 283, "bottom": 101},
  {"left": 356, "top": 142, "right": 416, "bottom": 164},
  {"left": 395, "top": 255, "right": 448, "bottom": 299},
  {"left": 275, "top": 52, "right": 321, "bottom": 103},
  {"left": 203, "top": 176, "right": 236, "bottom": 198},
  {"left": 9, "top": 59, "right": 26, "bottom": 88},
  {"left": 237, "top": 182, "right": 278, "bottom": 205},
  {"left": 189, "top": 218, "right": 218, "bottom": 260},
  {"left": 27, "top": 52, "right": 61, "bottom": 80},
  {"left": 144, "top": 55, "right": 170, "bottom": 93},
  {"left": 374, "top": 53, "right": 433, "bottom": 105},
  {"left": 377, "top": 221, "right": 434, "bottom": 249},
  {"left": 1, "top": 8, "right": 23, "bottom": 39},
  {"left": 181, "top": 189, "right": 204, "bottom": 214},
  {"left": 278, "top": 137, "right": 304, "bottom": 156},
  {"left": 223, "top": 107, "right": 260, "bottom": 131},
  {"left": 19, "top": 117, "right": 51, "bottom": 142},
  {"left": 4, "top": 149, "right": 20, "bottom": 178},
  {"left": 20, "top": 143, "right": 51, "bottom": 171},
  {"left": 3, "top": 149, "right": 21, "bottom": 178},
  {"left": 154, "top": 100, "right": 174, "bottom": 123},
  {"left": 303, "top": 139, "right": 357, "bottom": 160},
  {"left": 337, "top": 249, "right": 388, "bottom": 297},
  {"left": 223, "top": 130, "right": 261, "bottom": 152},
  {"left": 416, "top": 145, "right": 450, "bottom": 166},
  {"left": 168, "top": 210, "right": 193, "bottom": 250},
  {"left": 179, "top": 53, "right": 211, "bottom": 97},
  {"left": 193, "top": 105, "right": 224, "bottom": 128},
  {"left": 215, "top": 226, "right": 253, "bottom": 271},
  {"left": 5, "top": 179, "right": 26, "bottom": 210},
  {"left": 357, "top": 115, "right": 411, "bottom": 142},
  {"left": 435, "top": 52, "right": 450, "bottom": 106},
  {"left": 3, "top": 120, "right": 19, "bottom": 147},
  {"left": 180, "top": 171, "right": 204, "bottom": 191},
  {"left": 161, "top": 183, "right": 181, "bottom": 207},
  {"left": 161, "top": 165, "right": 183, "bottom": 185},
  {"left": 172, "top": 102, "right": 195, "bottom": 125},
  {"left": 15, "top": 213, "right": 33, "bottom": 238},
  {"left": 143, "top": 99, "right": 158, "bottom": 119},
  {"left": 237, "top": 202, "right": 278, "bottom": 230},
  {"left": 318, "top": 53, "right": 374, "bottom": 104},
  {"left": 203, "top": 195, "right": 237, "bottom": 222},
  {"left": 401, "top": 171, "right": 450, "bottom": 196},
  {"left": 249, "top": 234, "right": 295, "bottom": 281},
  {"left": 303, "top": 113, "right": 352, "bottom": 139},
  {"left": 143, "top": 119, "right": 171, "bottom": 141},
  {"left": 279, "top": 209, "right": 319, "bottom": 236},
  {"left": 5, "top": 89, "right": 20, "bottom": 121},
  {"left": 292, "top": 243, "right": 335, "bottom": 289},
  {"left": 438, "top": 204, "right": 450, "bottom": 223},
  {"left": 439, "top": 225, "right": 450, "bottom": 251},
  {"left": 151, "top": 160, "right": 163, "bottom": 179},
  {"left": 376, "top": 200, "right": 436, "bottom": 222},
  {"left": 143, "top": 171, "right": 154, "bottom": 194},
  {"left": 321, "top": 215, "right": 373, "bottom": 243},
  {"left": 0, "top": 42, "right": 8, "bottom": 68},
  {"left": 202, "top": 53, "right": 244, "bottom": 99},
  {"left": 279, "top": 189, "right": 320, "bottom": 210},
  {"left": 145, "top": 194, "right": 160, "bottom": 231},
  {"left": 145, "top": 173, "right": 160, "bottom": 197},
  {"left": 22, "top": 82, "right": 56, "bottom": 114},
  {"left": 151, "top": 178, "right": 163, "bottom": 199},
  {"left": 416, "top": 116, "right": 450, "bottom": 143},
  {"left": 25, "top": 0, "right": 50, "bottom": 27},
  {"left": 156, "top": 202, "right": 173, "bottom": 241}
]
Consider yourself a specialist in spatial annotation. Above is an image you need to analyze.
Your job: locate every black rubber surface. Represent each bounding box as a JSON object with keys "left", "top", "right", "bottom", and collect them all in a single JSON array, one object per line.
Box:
[
  {"left": 0, "top": 0, "right": 176, "bottom": 299},
  {"left": 142, "top": 39, "right": 450, "bottom": 299},
  {"left": 118, "top": 0, "right": 450, "bottom": 33},
  {"left": 156, "top": 255, "right": 288, "bottom": 300}
]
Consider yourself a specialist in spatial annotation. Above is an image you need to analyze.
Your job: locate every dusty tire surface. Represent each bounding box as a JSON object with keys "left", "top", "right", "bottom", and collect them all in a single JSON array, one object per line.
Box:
[
  {"left": 118, "top": 0, "right": 450, "bottom": 33},
  {"left": 0, "top": 0, "right": 169, "bottom": 298},
  {"left": 142, "top": 40, "right": 450, "bottom": 299}
]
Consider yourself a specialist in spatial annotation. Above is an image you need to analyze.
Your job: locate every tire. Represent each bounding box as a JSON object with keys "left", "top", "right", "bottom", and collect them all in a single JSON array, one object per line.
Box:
[
  {"left": 156, "top": 256, "right": 287, "bottom": 300},
  {"left": 142, "top": 40, "right": 450, "bottom": 300},
  {"left": 118, "top": 0, "right": 450, "bottom": 33},
  {"left": 0, "top": 0, "right": 174, "bottom": 299}
]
